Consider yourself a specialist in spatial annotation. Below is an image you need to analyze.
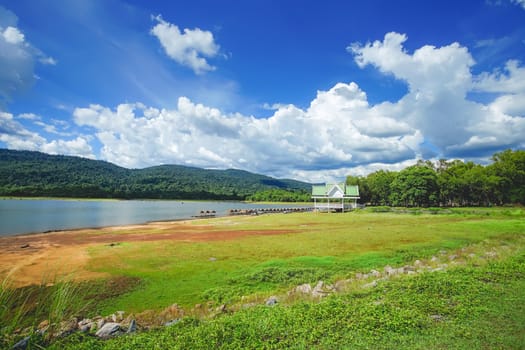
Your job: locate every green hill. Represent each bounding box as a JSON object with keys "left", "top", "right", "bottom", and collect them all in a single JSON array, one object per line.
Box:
[{"left": 0, "top": 149, "right": 310, "bottom": 200}]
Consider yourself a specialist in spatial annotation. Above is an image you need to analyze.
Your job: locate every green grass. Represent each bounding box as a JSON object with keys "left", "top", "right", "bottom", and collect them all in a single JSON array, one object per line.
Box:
[
  {"left": 83, "top": 208, "right": 525, "bottom": 314},
  {"left": 0, "top": 276, "right": 92, "bottom": 348},
  {"left": 3, "top": 207, "right": 525, "bottom": 349},
  {"left": 50, "top": 243, "right": 525, "bottom": 349}
]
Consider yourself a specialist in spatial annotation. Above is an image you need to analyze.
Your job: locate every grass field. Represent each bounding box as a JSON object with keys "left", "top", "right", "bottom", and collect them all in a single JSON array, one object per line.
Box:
[
  {"left": 2, "top": 207, "right": 524, "bottom": 349},
  {"left": 84, "top": 208, "right": 525, "bottom": 314}
]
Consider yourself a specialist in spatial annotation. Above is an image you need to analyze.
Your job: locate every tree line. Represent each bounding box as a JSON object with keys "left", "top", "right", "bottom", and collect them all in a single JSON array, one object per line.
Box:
[
  {"left": 0, "top": 149, "right": 310, "bottom": 200},
  {"left": 346, "top": 149, "right": 525, "bottom": 207},
  {"left": 246, "top": 188, "right": 311, "bottom": 202}
]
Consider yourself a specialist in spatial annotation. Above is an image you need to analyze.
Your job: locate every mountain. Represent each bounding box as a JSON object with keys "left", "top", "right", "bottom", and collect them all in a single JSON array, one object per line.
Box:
[{"left": 0, "top": 149, "right": 311, "bottom": 200}]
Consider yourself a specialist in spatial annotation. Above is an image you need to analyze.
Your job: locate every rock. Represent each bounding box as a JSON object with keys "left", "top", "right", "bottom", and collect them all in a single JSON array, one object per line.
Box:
[
  {"left": 363, "top": 280, "right": 378, "bottom": 288},
  {"left": 56, "top": 317, "right": 78, "bottom": 337},
  {"left": 78, "top": 319, "right": 93, "bottom": 333},
  {"left": 96, "top": 318, "right": 106, "bottom": 330},
  {"left": 403, "top": 265, "right": 416, "bottom": 272},
  {"left": 164, "top": 319, "right": 181, "bottom": 327},
  {"left": 20, "top": 244, "right": 30, "bottom": 249},
  {"left": 209, "top": 257, "right": 217, "bottom": 261},
  {"left": 414, "top": 260, "right": 422, "bottom": 266},
  {"left": 127, "top": 319, "right": 137, "bottom": 333},
  {"left": 95, "top": 322, "right": 122, "bottom": 339},
  {"left": 430, "top": 256, "right": 438, "bottom": 262},
  {"left": 79, "top": 324, "right": 90, "bottom": 333},
  {"left": 159, "top": 303, "right": 185, "bottom": 322},
  {"left": 312, "top": 281, "right": 329, "bottom": 298},
  {"left": 369, "top": 269, "right": 381, "bottom": 277},
  {"left": 448, "top": 254, "right": 458, "bottom": 261},
  {"left": 384, "top": 266, "right": 400, "bottom": 277},
  {"left": 334, "top": 279, "right": 351, "bottom": 291},
  {"left": 216, "top": 304, "right": 227, "bottom": 313},
  {"left": 11, "top": 336, "right": 30, "bottom": 350},
  {"left": 265, "top": 296, "right": 278, "bottom": 306},
  {"left": 109, "top": 311, "right": 125, "bottom": 323},
  {"left": 354, "top": 272, "right": 365, "bottom": 280},
  {"left": 293, "top": 283, "right": 312, "bottom": 295}
]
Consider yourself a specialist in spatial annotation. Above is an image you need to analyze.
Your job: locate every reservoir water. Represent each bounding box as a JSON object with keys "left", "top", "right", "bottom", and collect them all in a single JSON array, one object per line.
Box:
[{"left": 0, "top": 199, "right": 307, "bottom": 236}]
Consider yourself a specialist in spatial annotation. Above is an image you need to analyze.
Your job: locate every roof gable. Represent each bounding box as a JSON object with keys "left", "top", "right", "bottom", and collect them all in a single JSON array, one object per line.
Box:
[{"left": 312, "top": 183, "right": 360, "bottom": 198}]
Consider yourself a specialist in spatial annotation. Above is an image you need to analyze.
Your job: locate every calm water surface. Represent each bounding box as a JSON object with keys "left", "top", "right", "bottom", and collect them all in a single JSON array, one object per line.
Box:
[{"left": 0, "top": 199, "right": 306, "bottom": 236}]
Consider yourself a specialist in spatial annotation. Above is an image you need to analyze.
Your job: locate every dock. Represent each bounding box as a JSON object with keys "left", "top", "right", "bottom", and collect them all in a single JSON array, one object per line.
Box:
[{"left": 227, "top": 207, "right": 312, "bottom": 216}]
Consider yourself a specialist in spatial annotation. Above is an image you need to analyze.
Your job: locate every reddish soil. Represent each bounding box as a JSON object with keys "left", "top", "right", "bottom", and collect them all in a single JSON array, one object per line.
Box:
[{"left": 0, "top": 220, "right": 295, "bottom": 287}]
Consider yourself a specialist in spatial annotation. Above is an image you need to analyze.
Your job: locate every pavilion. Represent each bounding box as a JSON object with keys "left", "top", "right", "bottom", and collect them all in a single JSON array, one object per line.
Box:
[{"left": 311, "top": 183, "right": 360, "bottom": 212}]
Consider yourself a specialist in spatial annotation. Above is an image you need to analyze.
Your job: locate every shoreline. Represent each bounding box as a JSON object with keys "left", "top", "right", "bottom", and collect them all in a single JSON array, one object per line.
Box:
[
  {"left": 0, "top": 198, "right": 312, "bottom": 237},
  {"left": 0, "top": 216, "right": 205, "bottom": 239}
]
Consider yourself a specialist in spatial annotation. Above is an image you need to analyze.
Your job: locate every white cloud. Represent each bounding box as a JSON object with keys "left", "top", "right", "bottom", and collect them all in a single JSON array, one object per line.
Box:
[
  {"left": 71, "top": 81, "right": 422, "bottom": 176},
  {"left": 58, "top": 29, "right": 522, "bottom": 179},
  {"left": 512, "top": 0, "right": 525, "bottom": 9},
  {"left": 40, "top": 137, "right": 95, "bottom": 159},
  {"left": 473, "top": 60, "right": 525, "bottom": 93},
  {"left": 0, "top": 6, "right": 57, "bottom": 105},
  {"left": 150, "top": 15, "right": 220, "bottom": 74},
  {"left": 0, "top": 111, "right": 94, "bottom": 158},
  {"left": 0, "top": 111, "right": 44, "bottom": 149},
  {"left": 2, "top": 26, "right": 24, "bottom": 44},
  {"left": 39, "top": 56, "right": 57, "bottom": 65},
  {"left": 349, "top": 32, "right": 524, "bottom": 159}
]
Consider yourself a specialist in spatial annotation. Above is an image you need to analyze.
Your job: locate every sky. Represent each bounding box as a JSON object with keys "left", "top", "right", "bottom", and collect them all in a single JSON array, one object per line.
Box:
[{"left": 0, "top": 0, "right": 524, "bottom": 183}]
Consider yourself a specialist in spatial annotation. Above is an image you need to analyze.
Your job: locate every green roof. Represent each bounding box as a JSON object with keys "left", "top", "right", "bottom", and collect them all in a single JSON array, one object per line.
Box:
[{"left": 311, "top": 183, "right": 359, "bottom": 197}]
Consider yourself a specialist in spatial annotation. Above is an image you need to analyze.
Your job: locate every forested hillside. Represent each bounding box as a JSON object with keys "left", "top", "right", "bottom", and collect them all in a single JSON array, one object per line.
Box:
[
  {"left": 0, "top": 149, "right": 310, "bottom": 200},
  {"left": 347, "top": 149, "right": 525, "bottom": 206}
]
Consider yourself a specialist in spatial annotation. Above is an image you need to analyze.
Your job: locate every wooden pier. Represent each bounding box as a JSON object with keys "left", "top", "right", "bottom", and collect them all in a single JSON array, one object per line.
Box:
[{"left": 227, "top": 207, "right": 312, "bottom": 216}]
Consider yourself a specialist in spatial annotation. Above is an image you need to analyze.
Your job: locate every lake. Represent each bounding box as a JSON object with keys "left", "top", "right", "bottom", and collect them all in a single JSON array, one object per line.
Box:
[{"left": 0, "top": 199, "right": 308, "bottom": 236}]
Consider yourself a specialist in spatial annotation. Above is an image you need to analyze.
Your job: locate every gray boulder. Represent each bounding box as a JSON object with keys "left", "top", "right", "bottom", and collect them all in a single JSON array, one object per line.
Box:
[
  {"left": 265, "top": 296, "right": 278, "bottom": 306},
  {"left": 95, "top": 322, "right": 122, "bottom": 339},
  {"left": 127, "top": 319, "right": 137, "bottom": 333},
  {"left": 11, "top": 336, "right": 30, "bottom": 350}
]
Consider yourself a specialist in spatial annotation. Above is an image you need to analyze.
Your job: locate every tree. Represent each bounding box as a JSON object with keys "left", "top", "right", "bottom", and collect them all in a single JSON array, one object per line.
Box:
[
  {"left": 390, "top": 164, "right": 438, "bottom": 207},
  {"left": 366, "top": 170, "right": 396, "bottom": 206},
  {"left": 488, "top": 149, "right": 525, "bottom": 204}
]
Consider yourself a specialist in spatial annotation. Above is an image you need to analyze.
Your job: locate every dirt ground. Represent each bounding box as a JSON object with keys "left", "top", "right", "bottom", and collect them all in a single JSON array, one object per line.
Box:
[{"left": 0, "top": 220, "right": 294, "bottom": 287}]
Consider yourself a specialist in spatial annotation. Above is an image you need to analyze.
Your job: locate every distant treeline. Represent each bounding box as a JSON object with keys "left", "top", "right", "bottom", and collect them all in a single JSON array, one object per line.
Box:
[
  {"left": 246, "top": 188, "right": 311, "bottom": 202},
  {"left": 347, "top": 149, "right": 525, "bottom": 207},
  {"left": 0, "top": 149, "right": 310, "bottom": 200}
]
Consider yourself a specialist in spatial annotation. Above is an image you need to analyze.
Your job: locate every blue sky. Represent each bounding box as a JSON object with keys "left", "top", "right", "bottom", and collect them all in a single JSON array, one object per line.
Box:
[{"left": 0, "top": 0, "right": 524, "bottom": 182}]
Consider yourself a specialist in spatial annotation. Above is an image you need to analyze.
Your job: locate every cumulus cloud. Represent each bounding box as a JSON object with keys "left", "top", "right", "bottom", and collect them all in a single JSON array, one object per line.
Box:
[
  {"left": 2, "top": 26, "right": 24, "bottom": 44},
  {"left": 150, "top": 15, "right": 220, "bottom": 74},
  {"left": 71, "top": 81, "right": 422, "bottom": 177},
  {"left": 0, "top": 111, "right": 94, "bottom": 158},
  {"left": 0, "top": 6, "right": 57, "bottom": 105},
  {"left": 349, "top": 32, "right": 525, "bottom": 159}
]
